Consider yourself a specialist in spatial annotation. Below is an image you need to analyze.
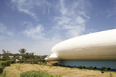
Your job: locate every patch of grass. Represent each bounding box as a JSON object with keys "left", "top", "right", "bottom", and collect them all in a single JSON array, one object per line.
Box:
[
  {"left": 110, "top": 73, "right": 112, "bottom": 77},
  {"left": 16, "top": 65, "right": 21, "bottom": 71},
  {"left": 20, "top": 70, "right": 61, "bottom": 77},
  {"left": 0, "top": 63, "right": 116, "bottom": 77}
]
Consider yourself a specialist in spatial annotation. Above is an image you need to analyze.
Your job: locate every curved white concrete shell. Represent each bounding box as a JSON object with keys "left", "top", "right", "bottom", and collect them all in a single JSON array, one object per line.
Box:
[{"left": 45, "top": 29, "right": 116, "bottom": 61}]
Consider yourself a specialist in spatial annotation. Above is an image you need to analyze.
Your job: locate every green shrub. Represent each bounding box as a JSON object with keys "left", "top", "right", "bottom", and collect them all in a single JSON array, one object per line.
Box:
[
  {"left": 0, "top": 65, "right": 4, "bottom": 74},
  {"left": 2, "top": 61, "right": 11, "bottom": 66},
  {"left": 20, "top": 70, "right": 61, "bottom": 77},
  {"left": 94, "top": 67, "right": 97, "bottom": 69},
  {"left": 0, "top": 60, "right": 15, "bottom": 74},
  {"left": 1, "top": 61, "right": 7, "bottom": 67},
  {"left": 9, "top": 59, "right": 15, "bottom": 64},
  {"left": 0, "top": 62, "right": 2, "bottom": 65},
  {"left": 107, "top": 67, "right": 111, "bottom": 71},
  {"left": 19, "top": 60, "right": 24, "bottom": 63},
  {"left": 6, "top": 61, "right": 10, "bottom": 66},
  {"left": 88, "top": 66, "right": 93, "bottom": 70},
  {"left": 30, "top": 61, "right": 34, "bottom": 64},
  {"left": 102, "top": 67, "right": 107, "bottom": 71},
  {"left": 78, "top": 66, "right": 83, "bottom": 69},
  {"left": 1, "top": 60, "right": 15, "bottom": 67},
  {"left": 83, "top": 66, "right": 85, "bottom": 69},
  {"left": 30, "top": 61, "right": 38, "bottom": 64},
  {"left": 33, "top": 61, "right": 38, "bottom": 64}
]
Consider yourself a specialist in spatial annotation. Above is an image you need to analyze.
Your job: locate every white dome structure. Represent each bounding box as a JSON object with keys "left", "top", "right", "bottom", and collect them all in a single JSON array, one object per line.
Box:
[{"left": 45, "top": 29, "right": 116, "bottom": 69}]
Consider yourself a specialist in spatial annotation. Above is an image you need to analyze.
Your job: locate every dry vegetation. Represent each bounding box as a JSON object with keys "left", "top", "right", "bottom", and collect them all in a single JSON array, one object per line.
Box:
[{"left": 0, "top": 63, "right": 116, "bottom": 77}]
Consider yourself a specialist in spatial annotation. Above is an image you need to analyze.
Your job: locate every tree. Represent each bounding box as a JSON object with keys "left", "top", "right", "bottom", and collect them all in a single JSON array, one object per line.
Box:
[
  {"left": 19, "top": 48, "right": 27, "bottom": 59},
  {"left": 23, "top": 52, "right": 34, "bottom": 63},
  {"left": 29, "top": 53, "right": 34, "bottom": 59},
  {"left": 2, "top": 49, "right": 10, "bottom": 60}
]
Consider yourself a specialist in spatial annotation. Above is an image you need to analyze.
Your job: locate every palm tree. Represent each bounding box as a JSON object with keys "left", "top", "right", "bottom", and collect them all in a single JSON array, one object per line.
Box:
[
  {"left": 28, "top": 53, "right": 34, "bottom": 63},
  {"left": 19, "top": 48, "right": 27, "bottom": 59},
  {"left": 29, "top": 53, "right": 34, "bottom": 59},
  {"left": 2, "top": 49, "right": 10, "bottom": 60}
]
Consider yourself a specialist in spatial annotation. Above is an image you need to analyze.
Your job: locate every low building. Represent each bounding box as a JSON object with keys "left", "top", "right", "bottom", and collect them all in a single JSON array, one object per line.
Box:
[{"left": 0, "top": 55, "right": 22, "bottom": 59}]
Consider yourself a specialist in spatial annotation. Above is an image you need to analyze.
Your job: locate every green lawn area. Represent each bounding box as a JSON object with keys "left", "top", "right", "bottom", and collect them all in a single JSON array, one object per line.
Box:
[{"left": 0, "top": 63, "right": 116, "bottom": 77}]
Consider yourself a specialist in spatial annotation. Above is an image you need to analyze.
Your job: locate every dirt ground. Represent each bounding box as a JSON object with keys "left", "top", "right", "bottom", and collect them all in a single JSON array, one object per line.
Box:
[{"left": 0, "top": 63, "right": 116, "bottom": 77}]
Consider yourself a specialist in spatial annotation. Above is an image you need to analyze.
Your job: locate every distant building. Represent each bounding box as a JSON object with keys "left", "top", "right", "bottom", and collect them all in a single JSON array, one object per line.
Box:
[
  {"left": 0, "top": 55, "right": 3, "bottom": 59},
  {"left": 0, "top": 55, "right": 22, "bottom": 59},
  {"left": 9, "top": 56, "right": 14, "bottom": 59},
  {"left": 45, "top": 29, "right": 116, "bottom": 69}
]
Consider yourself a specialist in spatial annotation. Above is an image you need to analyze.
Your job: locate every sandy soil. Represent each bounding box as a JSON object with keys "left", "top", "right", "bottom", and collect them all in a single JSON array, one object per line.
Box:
[{"left": 1, "top": 63, "right": 116, "bottom": 77}]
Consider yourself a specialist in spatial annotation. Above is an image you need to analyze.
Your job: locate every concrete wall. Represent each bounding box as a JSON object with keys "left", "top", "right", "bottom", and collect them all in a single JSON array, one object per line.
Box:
[{"left": 58, "top": 60, "right": 116, "bottom": 69}]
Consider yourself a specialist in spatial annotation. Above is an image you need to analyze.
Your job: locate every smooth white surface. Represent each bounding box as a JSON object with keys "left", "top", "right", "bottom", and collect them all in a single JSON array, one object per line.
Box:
[
  {"left": 46, "top": 29, "right": 116, "bottom": 61},
  {"left": 45, "top": 53, "right": 57, "bottom": 61}
]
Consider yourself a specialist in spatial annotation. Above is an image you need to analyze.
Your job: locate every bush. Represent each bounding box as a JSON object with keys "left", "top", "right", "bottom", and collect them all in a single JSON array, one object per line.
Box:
[
  {"left": 0, "top": 60, "right": 15, "bottom": 74},
  {"left": 6, "top": 61, "right": 10, "bottom": 66},
  {"left": 19, "top": 60, "right": 24, "bottom": 63},
  {"left": 83, "top": 66, "right": 85, "bottom": 69},
  {"left": 88, "top": 66, "right": 93, "bottom": 70},
  {"left": 78, "top": 66, "right": 83, "bottom": 69},
  {"left": 9, "top": 59, "right": 15, "bottom": 64},
  {"left": 1, "top": 61, "right": 7, "bottom": 67},
  {"left": 0, "top": 65, "right": 4, "bottom": 74},
  {"left": 107, "top": 67, "right": 111, "bottom": 71},
  {"left": 1, "top": 60, "right": 15, "bottom": 67},
  {"left": 2, "top": 61, "right": 10, "bottom": 66},
  {"left": 94, "top": 67, "right": 97, "bottom": 69},
  {"left": 102, "top": 67, "right": 107, "bottom": 71},
  {"left": 20, "top": 70, "right": 61, "bottom": 77},
  {"left": 33, "top": 61, "right": 38, "bottom": 64}
]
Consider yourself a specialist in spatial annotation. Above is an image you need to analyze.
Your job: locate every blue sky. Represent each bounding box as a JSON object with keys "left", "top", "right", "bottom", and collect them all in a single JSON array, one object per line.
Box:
[{"left": 0, "top": 0, "right": 116, "bottom": 55}]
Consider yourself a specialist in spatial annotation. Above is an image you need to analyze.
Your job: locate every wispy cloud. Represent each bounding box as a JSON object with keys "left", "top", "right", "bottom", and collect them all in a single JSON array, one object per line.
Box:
[
  {"left": 11, "top": 0, "right": 37, "bottom": 20},
  {"left": 11, "top": 0, "right": 51, "bottom": 20},
  {"left": 24, "top": 24, "right": 45, "bottom": 39},
  {"left": 106, "top": 0, "right": 116, "bottom": 18},
  {"left": 53, "top": 0, "right": 90, "bottom": 38},
  {"left": 11, "top": 0, "right": 91, "bottom": 38},
  {"left": 0, "top": 23, "right": 13, "bottom": 36},
  {"left": 6, "top": 0, "right": 91, "bottom": 55}
]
